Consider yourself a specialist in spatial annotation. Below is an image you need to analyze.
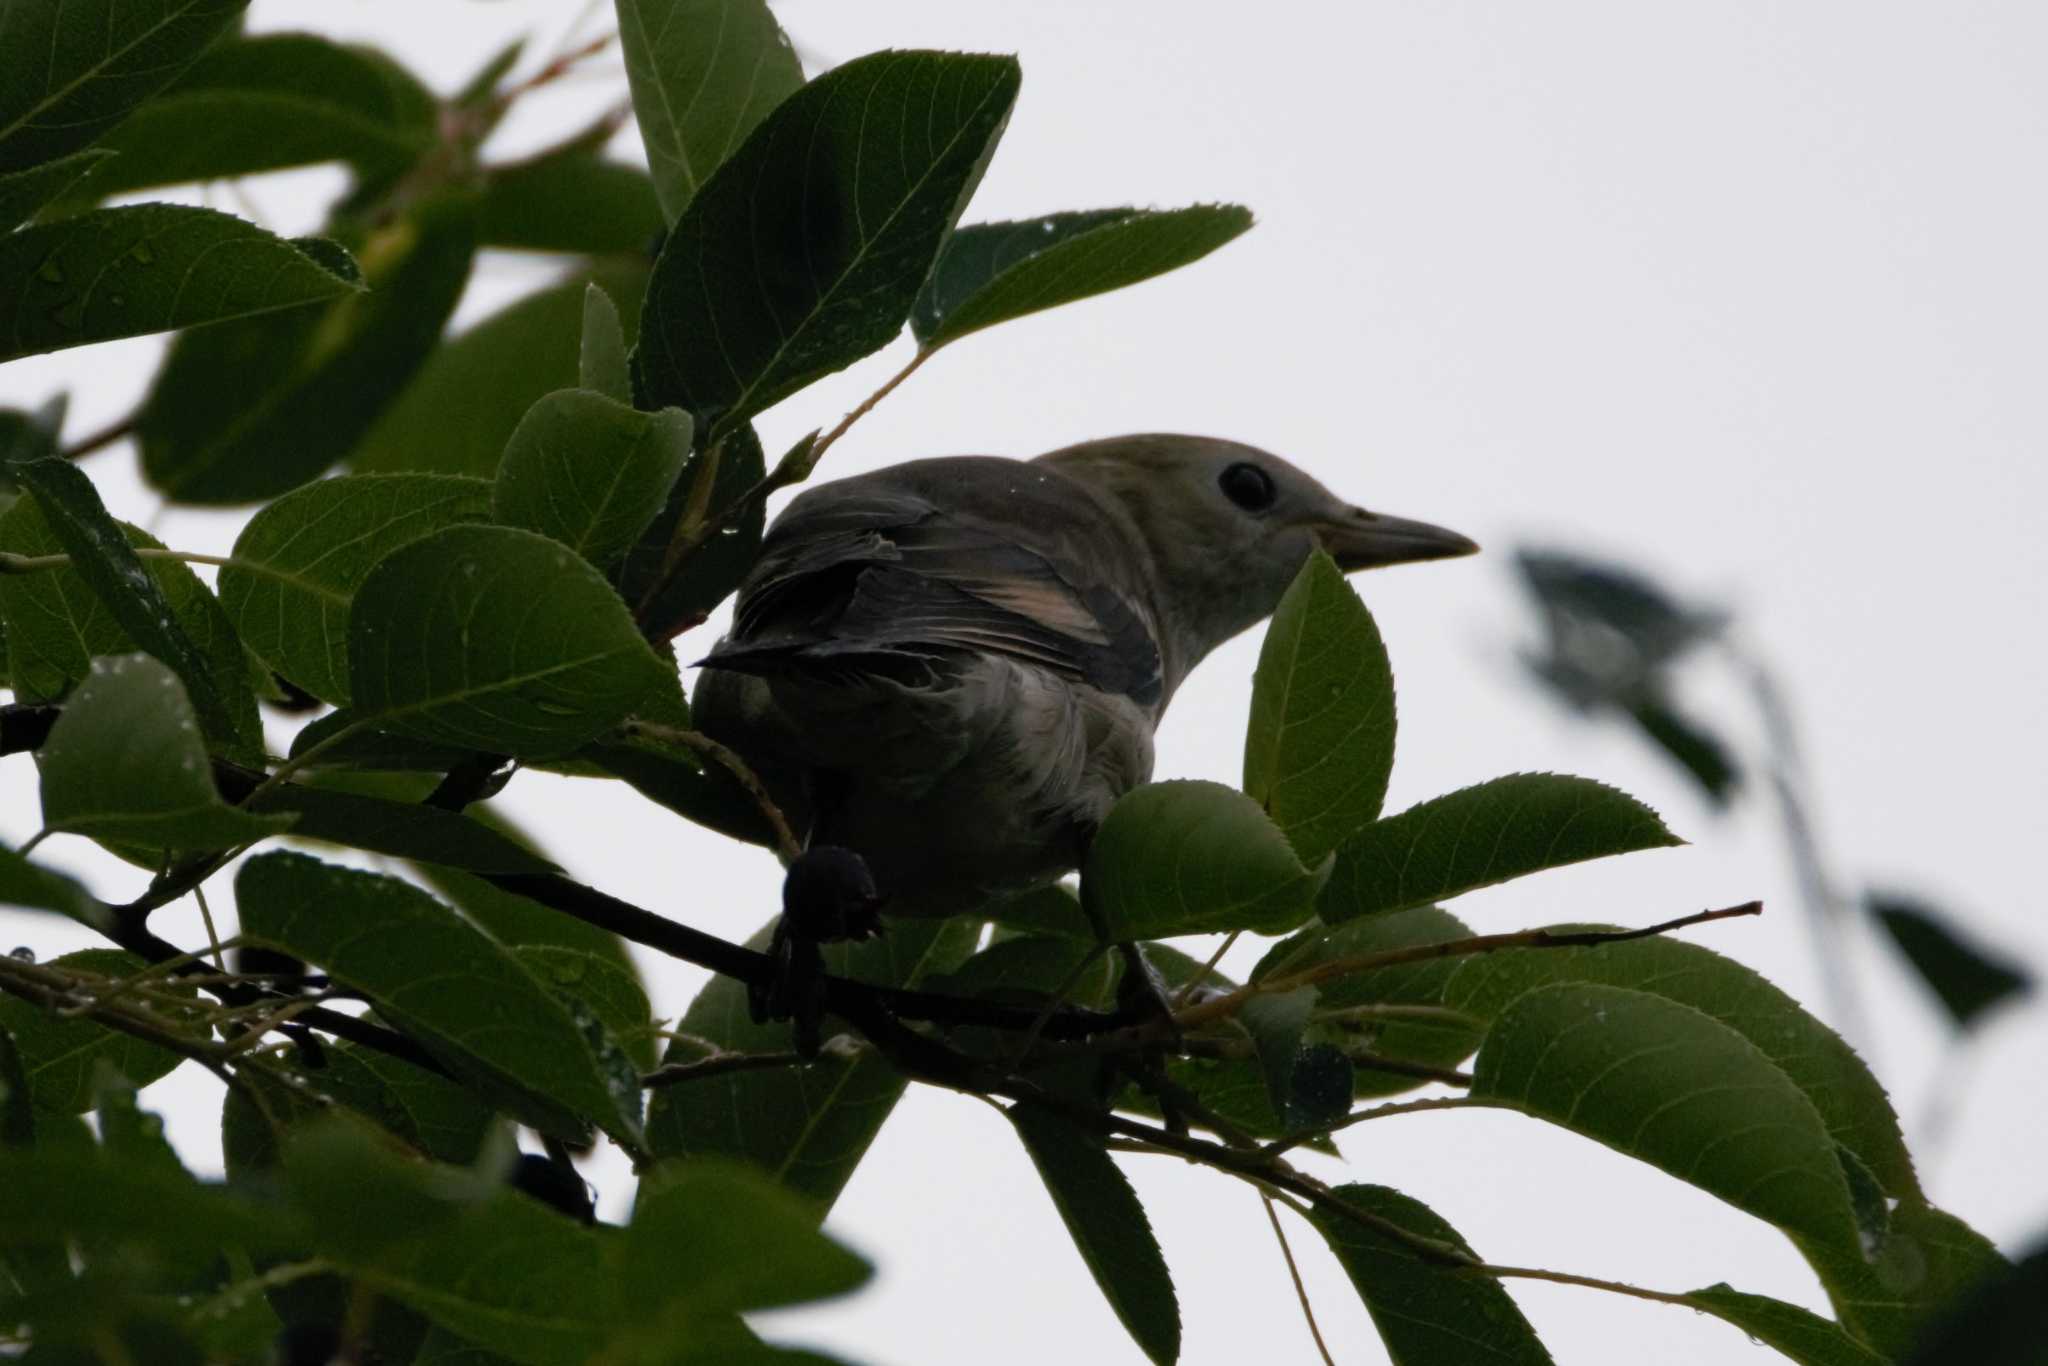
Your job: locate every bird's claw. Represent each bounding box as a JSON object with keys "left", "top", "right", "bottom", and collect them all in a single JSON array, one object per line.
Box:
[{"left": 749, "top": 846, "right": 886, "bottom": 1058}]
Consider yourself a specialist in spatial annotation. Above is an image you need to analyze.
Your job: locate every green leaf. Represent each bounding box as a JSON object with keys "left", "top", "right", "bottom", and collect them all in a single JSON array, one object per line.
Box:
[
  {"left": 279, "top": 1117, "right": 609, "bottom": 1366},
  {"left": 622, "top": 1161, "right": 871, "bottom": 1325},
  {"left": 258, "top": 785, "right": 557, "bottom": 876},
  {"left": 0, "top": 203, "right": 360, "bottom": 362},
  {"left": 982, "top": 880, "right": 1095, "bottom": 940},
  {"left": 614, "top": 0, "right": 804, "bottom": 222},
  {"left": 579, "top": 284, "right": 630, "bottom": 402},
  {"left": 355, "top": 262, "right": 652, "bottom": 480},
  {"left": 1084, "top": 779, "right": 1330, "bottom": 940},
  {"left": 0, "top": 0, "right": 248, "bottom": 175},
  {"left": 1867, "top": 892, "right": 2031, "bottom": 1031},
  {"left": 93, "top": 1074, "right": 186, "bottom": 1178},
  {"left": 63, "top": 33, "right": 435, "bottom": 202},
  {"left": 1007, "top": 1104, "right": 1180, "bottom": 1366},
  {"left": 1307, "top": 1183, "right": 1553, "bottom": 1365},
  {"left": 0, "top": 149, "right": 113, "bottom": 234},
  {"left": 0, "top": 1150, "right": 297, "bottom": 1253},
  {"left": 635, "top": 50, "right": 1020, "bottom": 430},
  {"left": 1321, "top": 773, "right": 1682, "bottom": 923},
  {"left": 2, "top": 460, "right": 255, "bottom": 753},
  {"left": 1256, "top": 906, "right": 1486, "bottom": 1102},
  {"left": 0, "top": 950, "right": 195, "bottom": 1112},
  {"left": 479, "top": 150, "right": 664, "bottom": 256},
  {"left": 1682, "top": 1286, "right": 1889, "bottom": 1366},
  {"left": 347, "top": 524, "right": 674, "bottom": 759},
  {"left": 1439, "top": 929, "right": 1920, "bottom": 1201},
  {"left": 0, "top": 1028, "right": 32, "bottom": 1149},
  {"left": 285, "top": 706, "right": 486, "bottom": 773},
  {"left": 1470, "top": 982, "right": 1860, "bottom": 1251},
  {"left": 618, "top": 420, "right": 766, "bottom": 638},
  {"left": 37, "top": 654, "right": 291, "bottom": 850},
  {"left": 492, "top": 390, "right": 693, "bottom": 573},
  {"left": 1901, "top": 1241, "right": 2046, "bottom": 1366},
  {"left": 645, "top": 915, "right": 978, "bottom": 1210},
  {"left": 222, "top": 1040, "right": 493, "bottom": 1173},
  {"left": 1795, "top": 1202, "right": 2007, "bottom": 1358},
  {"left": 911, "top": 204, "right": 1252, "bottom": 350},
  {"left": 0, "top": 840, "right": 105, "bottom": 929},
  {"left": 217, "top": 473, "right": 494, "bottom": 705},
  {"left": 578, "top": 733, "right": 777, "bottom": 848},
  {"left": 1243, "top": 550, "right": 1395, "bottom": 864},
  {"left": 137, "top": 193, "right": 475, "bottom": 503},
  {"left": 236, "top": 852, "right": 645, "bottom": 1146}
]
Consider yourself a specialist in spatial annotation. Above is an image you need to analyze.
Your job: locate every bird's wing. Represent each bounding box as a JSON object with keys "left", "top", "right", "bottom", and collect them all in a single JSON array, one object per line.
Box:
[{"left": 710, "top": 488, "right": 1162, "bottom": 705}]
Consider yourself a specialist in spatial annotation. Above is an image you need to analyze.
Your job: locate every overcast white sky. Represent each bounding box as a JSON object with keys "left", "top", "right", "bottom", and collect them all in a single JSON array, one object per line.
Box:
[{"left": 3, "top": 4, "right": 2045, "bottom": 1364}]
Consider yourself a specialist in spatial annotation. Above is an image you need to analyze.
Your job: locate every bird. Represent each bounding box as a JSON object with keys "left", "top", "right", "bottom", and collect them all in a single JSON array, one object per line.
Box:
[{"left": 693, "top": 433, "right": 1478, "bottom": 937}]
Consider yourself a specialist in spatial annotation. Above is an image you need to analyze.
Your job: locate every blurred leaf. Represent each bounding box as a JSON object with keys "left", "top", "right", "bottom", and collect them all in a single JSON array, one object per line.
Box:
[
  {"left": 615, "top": 0, "right": 804, "bottom": 222},
  {"left": 579, "top": 284, "right": 630, "bottom": 402},
  {"left": 260, "top": 784, "right": 556, "bottom": 875},
  {"left": 38, "top": 653, "right": 290, "bottom": 850},
  {"left": 1008, "top": 1103, "right": 1180, "bottom": 1366},
  {"left": 93, "top": 1074, "right": 185, "bottom": 1178},
  {"left": 1868, "top": 892, "right": 2031, "bottom": 1031},
  {"left": 1321, "top": 774, "right": 1681, "bottom": 924},
  {"left": 1516, "top": 547, "right": 1724, "bottom": 679},
  {"left": 355, "top": 261, "right": 652, "bottom": 480},
  {"left": 0, "top": 1149, "right": 296, "bottom": 1252},
  {"left": 218, "top": 473, "right": 493, "bottom": 705},
  {"left": 1308, "top": 1183, "right": 1553, "bottom": 1365},
  {"left": 621, "top": 1161, "right": 871, "bottom": 1326},
  {"left": 911, "top": 204, "right": 1251, "bottom": 350},
  {"left": 1255, "top": 906, "right": 1485, "bottom": 1103},
  {"left": 645, "top": 916, "right": 978, "bottom": 1210},
  {"left": 0, "top": 1028, "right": 31, "bottom": 1148},
  {"left": 0, "top": 493, "right": 263, "bottom": 761},
  {"left": 1796, "top": 1202, "right": 2007, "bottom": 1357},
  {"left": 0, "top": 840, "right": 103, "bottom": 927},
  {"left": 619, "top": 420, "right": 766, "bottom": 638},
  {"left": 222, "top": 1040, "right": 493, "bottom": 1173},
  {"left": 0, "top": 204, "right": 360, "bottom": 362},
  {"left": 236, "top": 852, "right": 646, "bottom": 1146},
  {"left": 279, "top": 1117, "right": 607, "bottom": 1366},
  {"left": 0, "top": 0, "right": 249, "bottom": 175},
  {"left": 0, "top": 148, "right": 113, "bottom": 234},
  {"left": 138, "top": 194, "right": 475, "bottom": 503},
  {"left": 1471, "top": 982, "right": 1860, "bottom": 1251},
  {"left": 1244, "top": 550, "right": 1395, "bottom": 864},
  {"left": 635, "top": 50, "right": 1020, "bottom": 430},
  {"left": 348, "top": 524, "right": 675, "bottom": 759},
  {"left": 1629, "top": 696, "right": 1741, "bottom": 805},
  {"left": 1084, "top": 779, "right": 1329, "bottom": 939},
  {"left": 0, "top": 949, "right": 194, "bottom": 1112},
  {"left": 1440, "top": 928, "right": 1920, "bottom": 1200},
  {"left": 492, "top": 390, "right": 692, "bottom": 573},
  {"left": 1683, "top": 1287, "right": 1889, "bottom": 1366},
  {"left": 479, "top": 150, "right": 663, "bottom": 256},
  {"left": 63, "top": 33, "right": 435, "bottom": 201},
  {"left": 1901, "top": 1240, "right": 2047, "bottom": 1366}
]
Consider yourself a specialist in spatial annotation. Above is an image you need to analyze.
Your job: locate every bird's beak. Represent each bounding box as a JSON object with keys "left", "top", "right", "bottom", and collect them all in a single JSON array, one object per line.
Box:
[{"left": 1313, "top": 507, "right": 1480, "bottom": 572}]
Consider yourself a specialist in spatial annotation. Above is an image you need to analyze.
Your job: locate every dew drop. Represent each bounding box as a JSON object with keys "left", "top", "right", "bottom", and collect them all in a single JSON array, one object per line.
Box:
[
  {"left": 8, "top": 946, "right": 34, "bottom": 963},
  {"left": 36, "top": 258, "right": 63, "bottom": 285}
]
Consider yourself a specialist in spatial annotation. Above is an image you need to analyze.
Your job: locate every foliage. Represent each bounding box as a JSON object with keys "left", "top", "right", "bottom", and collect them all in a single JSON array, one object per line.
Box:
[{"left": 0, "top": 7, "right": 2013, "bottom": 1364}]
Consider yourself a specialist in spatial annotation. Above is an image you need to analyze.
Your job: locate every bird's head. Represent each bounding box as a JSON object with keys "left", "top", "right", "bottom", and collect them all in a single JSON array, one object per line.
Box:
[{"left": 1038, "top": 434, "right": 1478, "bottom": 682}]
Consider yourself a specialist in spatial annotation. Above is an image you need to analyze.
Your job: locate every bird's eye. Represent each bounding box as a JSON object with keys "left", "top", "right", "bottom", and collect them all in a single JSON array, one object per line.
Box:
[{"left": 1218, "top": 462, "right": 1277, "bottom": 513}]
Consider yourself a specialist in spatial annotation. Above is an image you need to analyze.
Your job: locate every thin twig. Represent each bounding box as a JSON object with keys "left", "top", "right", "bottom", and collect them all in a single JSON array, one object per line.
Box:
[
  {"left": 642, "top": 1048, "right": 812, "bottom": 1089},
  {"left": 59, "top": 415, "right": 135, "bottom": 461},
  {"left": 1174, "top": 929, "right": 1241, "bottom": 1006},
  {"left": 1262, "top": 1194, "right": 1338, "bottom": 1366},
  {"left": 620, "top": 720, "right": 803, "bottom": 860},
  {"left": 1172, "top": 902, "right": 1764, "bottom": 1032},
  {"left": 1264, "top": 1096, "right": 1483, "bottom": 1157}
]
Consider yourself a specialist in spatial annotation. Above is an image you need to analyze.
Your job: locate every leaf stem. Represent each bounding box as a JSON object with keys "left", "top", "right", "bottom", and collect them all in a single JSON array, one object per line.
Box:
[
  {"left": 1263, "top": 1096, "right": 1483, "bottom": 1157},
  {"left": 620, "top": 719, "right": 804, "bottom": 860},
  {"left": 0, "top": 546, "right": 234, "bottom": 574},
  {"left": 1261, "top": 1193, "right": 1338, "bottom": 1366}
]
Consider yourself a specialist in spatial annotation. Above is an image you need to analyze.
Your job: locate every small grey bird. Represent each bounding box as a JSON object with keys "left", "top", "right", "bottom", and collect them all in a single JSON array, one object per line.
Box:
[{"left": 695, "top": 433, "right": 1476, "bottom": 922}]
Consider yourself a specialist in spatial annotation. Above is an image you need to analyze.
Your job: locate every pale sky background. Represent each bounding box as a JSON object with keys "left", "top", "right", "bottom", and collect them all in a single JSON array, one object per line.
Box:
[{"left": 3, "top": 3, "right": 2046, "bottom": 1364}]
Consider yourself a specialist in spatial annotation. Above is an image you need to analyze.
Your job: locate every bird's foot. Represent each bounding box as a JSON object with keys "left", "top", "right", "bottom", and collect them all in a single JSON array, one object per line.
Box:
[
  {"left": 1112, "top": 940, "right": 1182, "bottom": 1041},
  {"left": 749, "top": 846, "right": 885, "bottom": 1058}
]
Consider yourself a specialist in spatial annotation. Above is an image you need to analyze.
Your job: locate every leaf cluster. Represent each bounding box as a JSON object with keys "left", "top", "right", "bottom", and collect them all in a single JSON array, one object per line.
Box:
[{"left": 0, "top": 6, "right": 2022, "bottom": 1365}]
